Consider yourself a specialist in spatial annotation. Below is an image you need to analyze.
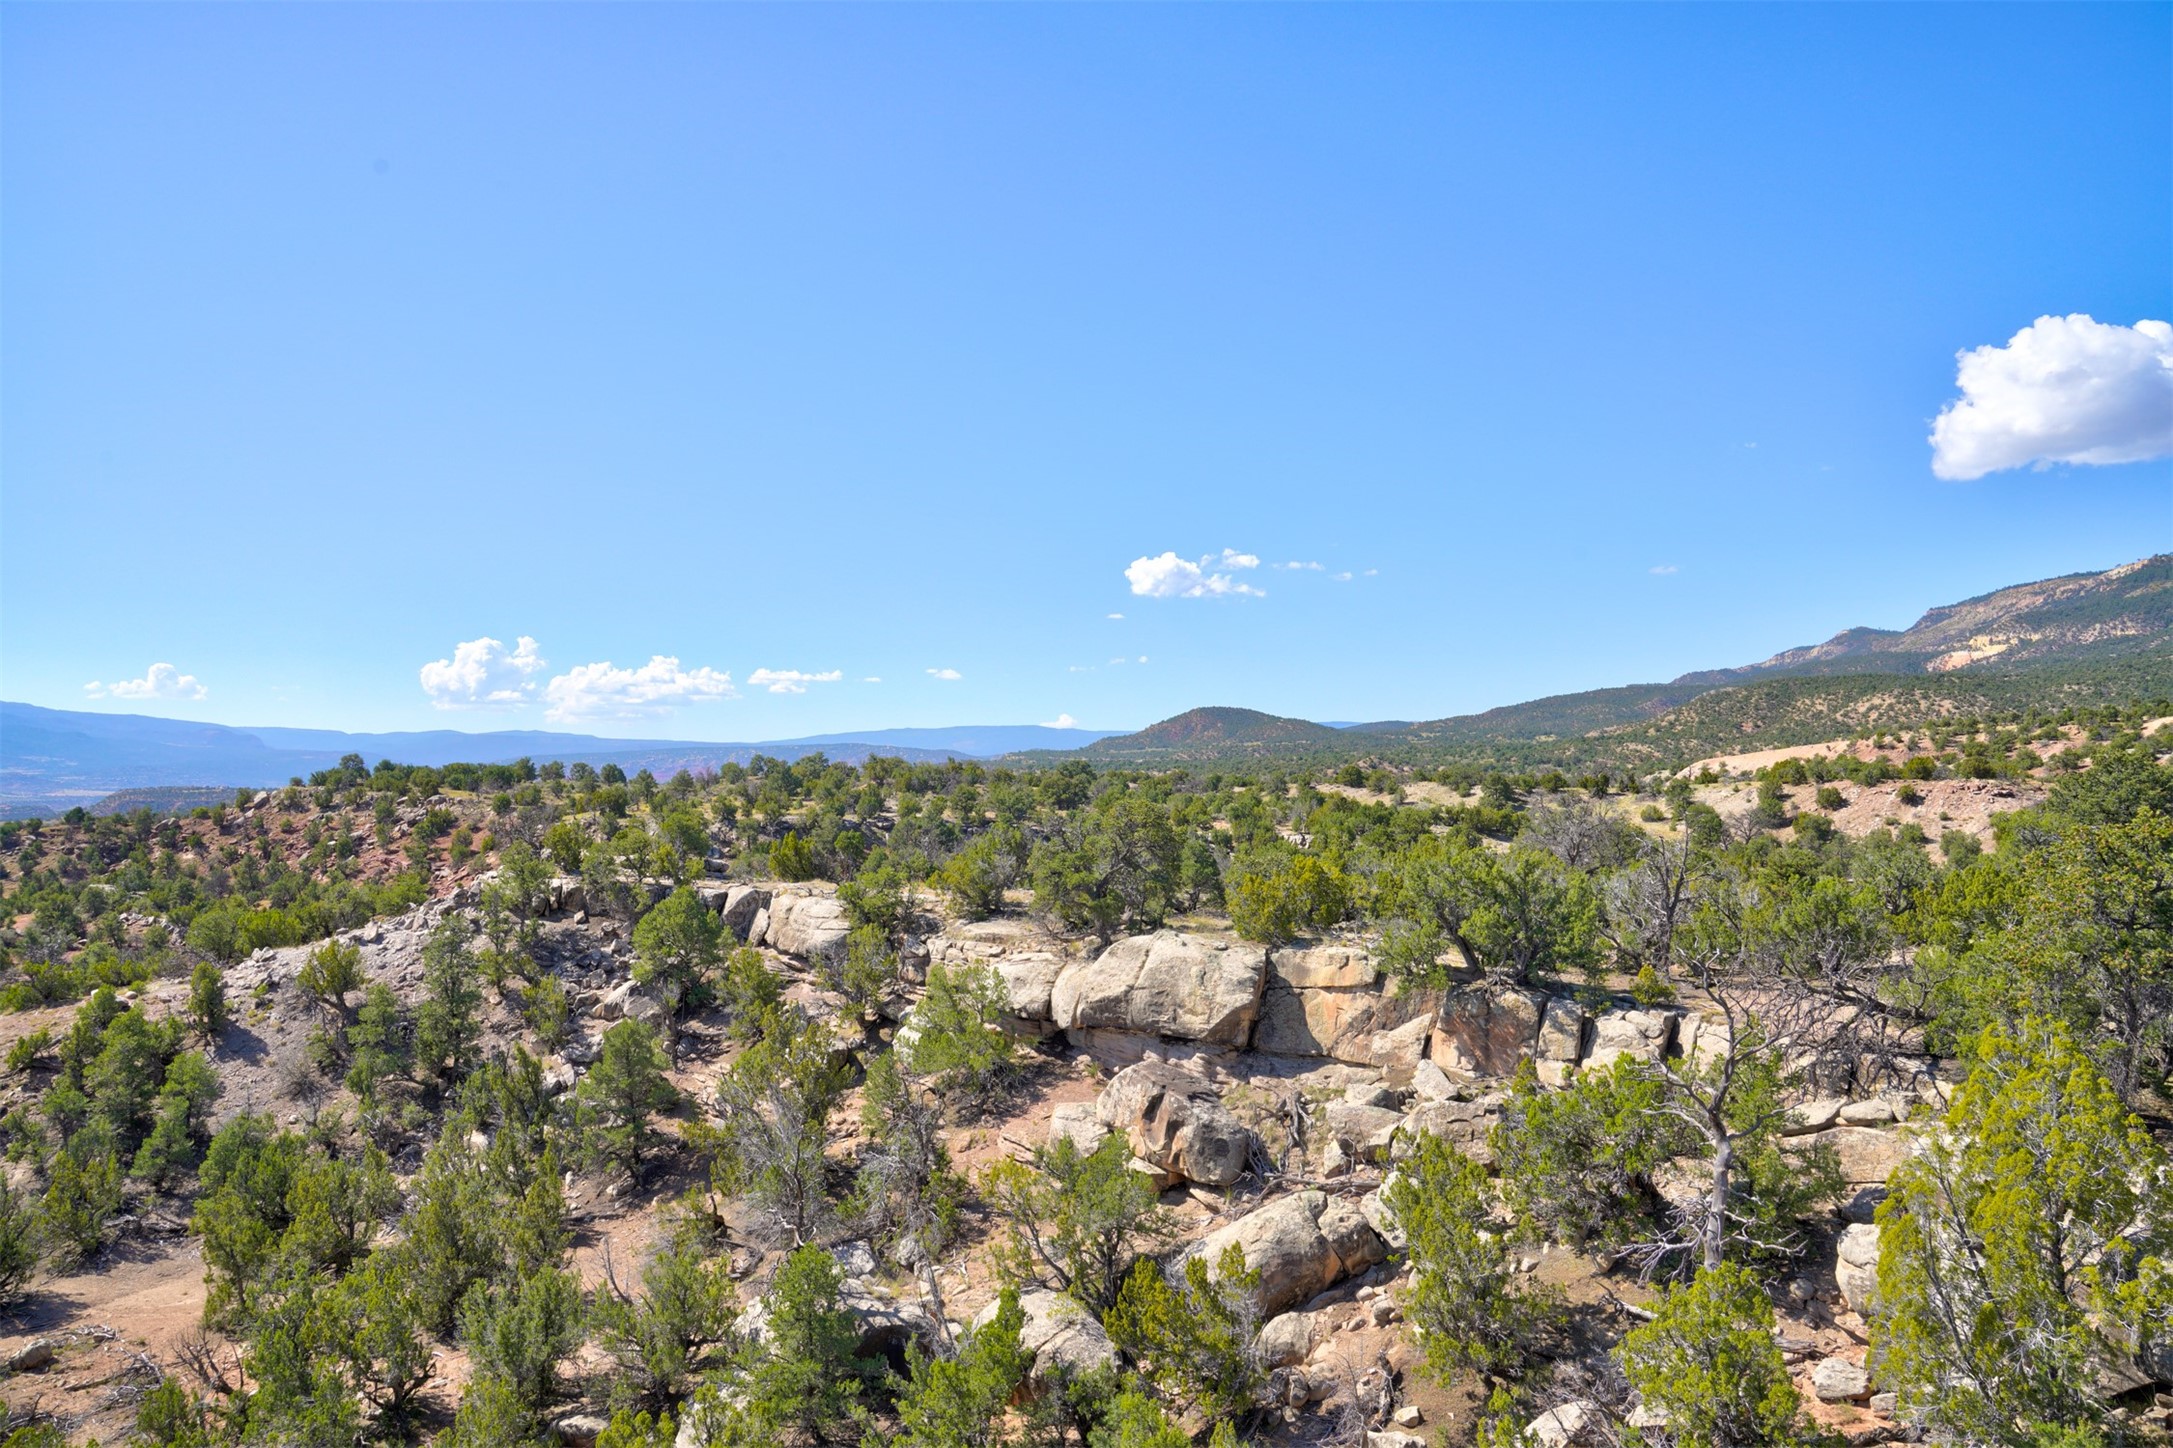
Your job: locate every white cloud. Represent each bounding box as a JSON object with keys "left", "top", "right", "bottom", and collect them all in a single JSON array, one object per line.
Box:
[
  {"left": 1930, "top": 315, "right": 2173, "bottom": 480},
  {"left": 747, "top": 668, "right": 843, "bottom": 696},
  {"left": 1278, "top": 560, "right": 1324, "bottom": 571},
  {"left": 85, "top": 662, "right": 207, "bottom": 702},
  {"left": 1332, "top": 571, "right": 1353, "bottom": 582},
  {"left": 1137, "top": 655, "right": 1148, "bottom": 664},
  {"left": 927, "top": 667, "right": 962, "bottom": 681},
  {"left": 419, "top": 635, "right": 545, "bottom": 709},
  {"left": 1363, "top": 568, "right": 1379, "bottom": 577},
  {"left": 1042, "top": 713, "right": 1080, "bottom": 729},
  {"left": 1650, "top": 564, "right": 1679, "bottom": 575},
  {"left": 544, "top": 656, "right": 734, "bottom": 721},
  {"left": 1109, "top": 656, "right": 1127, "bottom": 666},
  {"left": 1125, "top": 550, "right": 1266, "bottom": 599},
  {"left": 863, "top": 676, "right": 882, "bottom": 684},
  {"left": 1106, "top": 612, "right": 1125, "bottom": 620}
]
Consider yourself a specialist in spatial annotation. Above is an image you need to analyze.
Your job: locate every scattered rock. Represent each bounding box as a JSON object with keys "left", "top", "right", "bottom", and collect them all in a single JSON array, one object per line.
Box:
[
  {"left": 1836, "top": 1223, "right": 1880, "bottom": 1313},
  {"left": 1813, "top": 1356, "right": 1872, "bottom": 1403},
  {"left": 1096, "top": 1060, "right": 1254, "bottom": 1187},
  {"left": 1188, "top": 1189, "right": 1386, "bottom": 1317},
  {"left": 1838, "top": 1098, "right": 1899, "bottom": 1126},
  {"left": 1527, "top": 1399, "right": 1600, "bottom": 1448},
  {"left": 553, "top": 1413, "right": 611, "bottom": 1447},
  {"left": 1255, "top": 1310, "right": 1317, "bottom": 1367},
  {"left": 973, "top": 1288, "right": 1119, "bottom": 1390},
  {"left": 1584, "top": 1007, "right": 1678, "bottom": 1069},
  {"left": 719, "top": 885, "right": 771, "bottom": 940},
  {"left": 1394, "top": 1404, "right": 1425, "bottom": 1429},
  {"left": 6, "top": 1338, "right": 56, "bottom": 1373}
]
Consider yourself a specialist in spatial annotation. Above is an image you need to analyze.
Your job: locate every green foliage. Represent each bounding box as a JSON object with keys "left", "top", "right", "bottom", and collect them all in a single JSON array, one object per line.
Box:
[
  {"left": 591, "top": 1238, "right": 740, "bottom": 1412},
  {"left": 1375, "top": 835, "right": 1600, "bottom": 987},
  {"left": 1873, "top": 1019, "right": 2173, "bottom": 1445},
  {"left": 296, "top": 939, "right": 364, "bottom": 1021},
  {"left": 1106, "top": 1242, "right": 1265, "bottom": 1419},
  {"left": 1226, "top": 845, "right": 1352, "bottom": 944},
  {"left": 460, "top": 1264, "right": 585, "bottom": 1415},
  {"left": 718, "top": 946, "right": 783, "bottom": 1033},
  {"left": 738, "top": 1246, "right": 882, "bottom": 1443},
  {"left": 771, "top": 831, "right": 819, "bottom": 882},
  {"left": 983, "top": 1131, "right": 1169, "bottom": 1315},
  {"left": 903, "top": 962, "right": 1015, "bottom": 1116},
  {"left": 1388, "top": 1131, "right": 1563, "bottom": 1382},
  {"left": 40, "top": 1142, "right": 120, "bottom": 1269},
  {"left": 1620, "top": 1262, "right": 1832, "bottom": 1448},
  {"left": 935, "top": 826, "right": 1026, "bottom": 921},
  {"left": 187, "top": 959, "right": 228, "bottom": 1038},
  {"left": 851, "top": 1049, "right": 965, "bottom": 1267},
  {"left": 706, "top": 1009, "right": 850, "bottom": 1240},
  {"left": 0, "top": 1183, "right": 39, "bottom": 1306},
  {"left": 414, "top": 914, "right": 484, "bottom": 1085},
  {"left": 634, "top": 885, "right": 724, "bottom": 1004},
  {"left": 895, "top": 1286, "right": 1032, "bottom": 1448},
  {"left": 1029, "top": 796, "right": 1182, "bottom": 939},
  {"left": 1084, "top": 1386, "right": 1193, "bottom": 1448},
  {"left": 576, "top": 1019, "right": 679, "bottom": 1182},
  {"left": 1492, "top": 1059, "right": 1687, "bottom": 1256}
]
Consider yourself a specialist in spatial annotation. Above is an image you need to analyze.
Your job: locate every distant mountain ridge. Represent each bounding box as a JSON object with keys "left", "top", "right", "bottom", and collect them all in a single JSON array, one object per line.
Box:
[
  {"left": 1076, "top": 556, "right": 2173, "bottom": 768},
  {"left": 0, "top": 705, "right": 1120, "bottom": 817}
]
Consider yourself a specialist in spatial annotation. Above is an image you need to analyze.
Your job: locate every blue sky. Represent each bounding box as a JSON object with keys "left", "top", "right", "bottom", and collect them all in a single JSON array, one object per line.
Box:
[{"left": 5, "top": 4, "right": 2168, "bottom": 739}]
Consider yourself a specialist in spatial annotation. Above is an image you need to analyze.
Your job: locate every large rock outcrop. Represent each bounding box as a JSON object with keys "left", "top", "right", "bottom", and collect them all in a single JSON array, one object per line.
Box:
[
  {"left": 764, "top": 894, "right": 852, "bottom": 967},
  {"left": 1050, "top": 932, "right": 1267, "bottom": 1049},
  {"left": 1096, "top": 1060, "right": 1253, "bottom": 1187},
  {"left": 1431, "top": 984, "right": 1545, "bottom": 1081},
  {"left": 1188, "top": 1189, "right": 1386, "bottom": 1317},
  {"left": 1254, "top": 944, "right": 1440, "bottom": 1072}
]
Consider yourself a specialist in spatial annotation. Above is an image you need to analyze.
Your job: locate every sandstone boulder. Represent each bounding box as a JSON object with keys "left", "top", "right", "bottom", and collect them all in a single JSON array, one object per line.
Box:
[
  {"left": 765, "top": 894, "right": 852, "bottom": 967},
  {"left": 1527, "top": 1400, "right": 1600, "bottom": 1448},
  {"left": 1051, "top": 932, "right": 1267, "bottom": 1048},
  {"left": 1583, "top": 1007, "right": 1678, "bottom": 1069},
  {"left": 1268, "top": 942, "right": 1378, "bottom": 989},
  {"left": 1255, "top": 1310, "right": 1318, "bottom": 1367},
  {"left": 1792, "top": 1126, "right": 1910, "bottom": 1184},
  {"left": 1190, "top": 1190, "right": 1386, "bottom": 1317},
  {"left": 1536, "top": 997, "right": 1587, "bottom": 1062},
  {"left": 1048, "top": 1101, "right": 1111, "bottom": 1155},
  {"left": 720, "top": 885, "right": 771, "bottom": 941},
  {"left": 1812, "top": 1357, "right": 1871, "bottom": 1403},
  {"left": 994, "top": 953, "right": 1065, "bottom": 1025},
  {"left": 1432, "top": 985, "right": 1545, "bottom": 1080},
  {"left": 1097, "top": 1061, "right": 1253, "bottom": 1187},
  {"left": 1835, "top": 1222, "right": 1880, "bottom": 1313}
]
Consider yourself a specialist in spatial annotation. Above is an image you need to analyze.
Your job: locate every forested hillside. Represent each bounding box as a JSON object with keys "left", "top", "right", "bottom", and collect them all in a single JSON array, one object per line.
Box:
[{"left": 0, "top": 697, "right": 2166, "bottom": 1447}]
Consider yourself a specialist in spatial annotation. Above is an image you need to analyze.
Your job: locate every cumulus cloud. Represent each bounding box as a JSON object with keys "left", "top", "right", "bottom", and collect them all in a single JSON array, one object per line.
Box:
[
  {"left": 544, "top": 656, "right": 734, "bottom": 721},
  {"left": 927, "top": 667, "right": 962, "bottom": 681},
  {"left": 1278, "top": 560, "right": 1324, "bottom": 571},
  {"left": 419, "top": 635, "right": 546, "bottom": 709},
  {"left": 1930, "top": 315, "right": 2173, "bottom": 480},
  {"left": 85, "top": 662, "right": 207, "bottom": 701},
  {"left": 1125, "top": 550, "right": 1266, "bottom": 599},
  {"left": 747, "top": 668, "right": 843, "bottom": 696},
  {"left": 1042, "top": 713, "right": 1080, "bottom": 729}
]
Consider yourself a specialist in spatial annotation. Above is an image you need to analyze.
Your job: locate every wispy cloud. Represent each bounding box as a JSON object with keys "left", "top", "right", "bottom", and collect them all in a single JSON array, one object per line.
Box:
[
  {"left": 1106, "top": 612, "right": 1125, "bottom": 620},
  {"left": 862, "top": 676, "right": 882, "bottom": 684},
  {"left": 1277, "top": 560, "right": 1324, "bottom": 571},
  {"left": 1125, "top": 549, "right": 1265, "bottom": 599},
  {"left": 1931, "top": 314, "right": 2173, "bottom": 480},
  {"left": 926, "top": 667, "right": 963, "bottom": 681},
  {"left": 544, "top": 656, "right": 734, "bottom": 721},
  {"left": 747, "top": 668, "right": 843, "bottom": 696},
  {"left": 86, "top": 662, "right": 207, "bottom": 702},
  {"left": 1650, "top": 564, "right": 1679, "bottom": 576},
  {"left": 419, "top": 635, "right": 545, "bottom": 709}
]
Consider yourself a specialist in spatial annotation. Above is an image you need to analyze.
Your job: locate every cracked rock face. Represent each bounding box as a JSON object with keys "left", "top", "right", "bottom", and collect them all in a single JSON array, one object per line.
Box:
[{"left": 1051, "top": 931, "right": 1268, "bottom": 1047}]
